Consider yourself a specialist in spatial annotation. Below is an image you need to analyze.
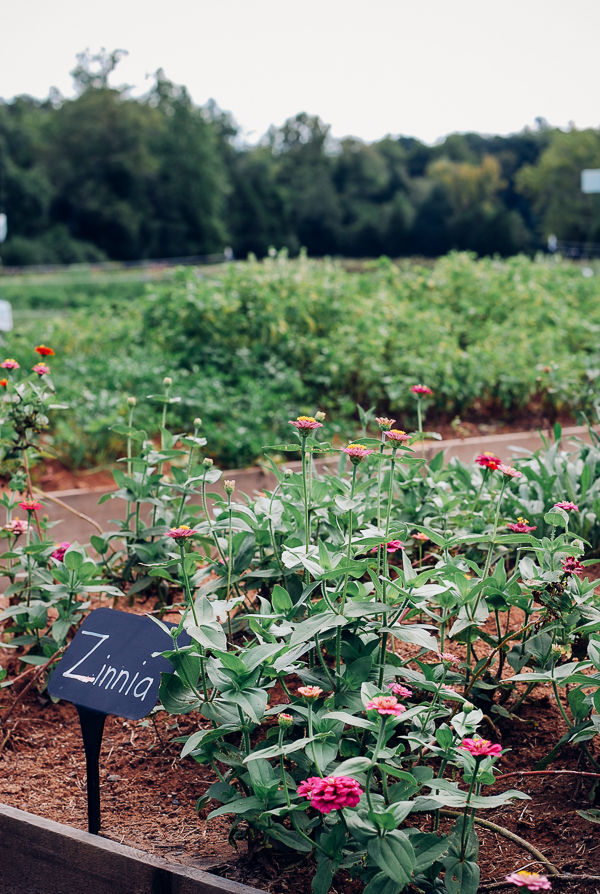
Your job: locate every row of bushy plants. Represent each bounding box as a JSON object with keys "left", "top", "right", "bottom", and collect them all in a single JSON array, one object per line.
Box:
[{"left": 3, "top": 251, "right": 600, "bottom": 470}]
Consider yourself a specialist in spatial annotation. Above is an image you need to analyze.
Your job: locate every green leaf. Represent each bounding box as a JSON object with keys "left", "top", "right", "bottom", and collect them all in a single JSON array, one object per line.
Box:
[
  {"left": 410, "top": 832, "right": 449, "bottom": 873},
  {"left": 268, "top": 824, "right": 313, "bottom": 853},
  {"left": 544, "top": 509, "right": 569, "bottom": 528},
  {"left": 367, "top": 831, "right": 415, "bottom": 886},
  {"left": 444, "top": 858, "right": 480, "bottom": 894},
  {"left": 159, "top": 672, "right": 202, "bottom": 714},
  {"left": 272, "top": 585, "right": 293, "bottom": 615},
  {"left": 207, "top": 796, "right": 265, "bottom": 819},
  {"left": 244, "top": 736, "right": 318, "bottom": 762}
]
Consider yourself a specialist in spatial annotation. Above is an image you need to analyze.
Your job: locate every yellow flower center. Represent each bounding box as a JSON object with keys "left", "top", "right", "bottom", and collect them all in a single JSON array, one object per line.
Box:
[
  {"left": 517, "top": 517, "right": 529, "bottom": 524},
  {"left": 297, "top": 416, "right": 316, "bottom": 423},
  {"left": 179, "top": 525, "right": 190, "bottom": 530}
]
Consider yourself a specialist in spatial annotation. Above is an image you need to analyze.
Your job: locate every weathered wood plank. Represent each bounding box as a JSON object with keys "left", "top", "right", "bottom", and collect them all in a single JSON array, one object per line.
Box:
[{"left": 0, "top": 804, "right": 265, "bottom": 894}]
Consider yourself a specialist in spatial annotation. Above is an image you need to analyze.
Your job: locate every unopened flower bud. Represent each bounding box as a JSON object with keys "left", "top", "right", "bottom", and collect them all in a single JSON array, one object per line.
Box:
[
  {"left": 284, "top": 468, "right": 293, "bottom": 478},
  {"left": 462, "top": 702, "right": 475, "bottom": 714},
  {"left": 315, "top": 411, "right": 326, "bottom": 422},
  {"left": 224, "top": 480, "right": 235, "bottom": 495},
  {"left": 203, "top": 457, "right": 214, "bottom": 469},
  {"left": 278, "top": 712, "right": 293, "bottom": 729},
  {"left": 194, "top": 417, "right": 202, "bottom": 427},
  {"left": 163, "top": 376, "right": 172, "bottom": 387},
  {"left": 127, "top": 396, "right": 137, "bottom": 406}
]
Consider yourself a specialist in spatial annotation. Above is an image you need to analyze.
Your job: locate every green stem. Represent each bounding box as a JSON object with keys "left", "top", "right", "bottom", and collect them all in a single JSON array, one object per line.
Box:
[
  {"left": 178, "top": 543, "right": 199, "bottom": 627},
  {"left": 226, "top": 494, "right": 234, "bottom": 638},
  {"left": 459, "top": 756, "right": 482, "bottom": 862}
]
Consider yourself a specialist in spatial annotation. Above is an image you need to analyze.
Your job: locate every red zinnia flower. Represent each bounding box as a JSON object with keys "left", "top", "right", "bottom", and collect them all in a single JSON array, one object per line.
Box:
[
  {"left": 51, "top": 541, "right": 71, "bottom": 561},
  {"left": 167, "top": 525, "right": 198, "bottom": 539},
  {"left": 475, "top": 452, "right": 501, "bottom": 471},
  {"left": 296, "top": 775, "right": 362, "bottom": 813},
  {"left": 554, "top": 501, "right": 579, "bottom": 512},
  {"left": 1, "top": 359, "right": 19, "bottom": 369},
  {"left": 507, "top": 517, "right": 537, "bottom": 533},
  {"left": 34, "top": 345, "right": 55, "bottom": 357},
  {"left": 365, "top": 695, "right": 406, "bottom": 716},
  {"left": 411, "top": 384, "right": 433, "bottom": 396},
  {"left": 32, "top": 363, "right": 50, "bottom": 376},
  {"left": 561, "top": 556, "right": 585, "bottom": 576},
  {"left": 0, "top": 379, "right": 7, "bottom": 388},
  {"left": 385, "top": 429, "right": 410, "bottom": 444},
  {"left": 18, "top": 500, "right": 43, "bottom": 513},
  {"left": 504, "top": 870, "right": 552, "bottom": 890},
  {"left": 498, "top": 463, "right": 523, "bottom": 479},
  {"left": 288, "top": 416, "right": 323, "bottom": 431},
  {"left": 458, "top": 737, "right": 502, "bottom": 757}
]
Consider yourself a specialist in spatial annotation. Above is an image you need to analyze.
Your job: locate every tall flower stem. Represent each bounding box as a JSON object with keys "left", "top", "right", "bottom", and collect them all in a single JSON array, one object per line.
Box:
[
  {"left": 178, "top": 543, "right": 199, "bottom": 627},
  {"left": 301, "top": 437, "right": 310, "bottom": 558},
  {"left": 459, "top": 757, "right": 482, "bottom": 861},
  {"left": 416, "top": 397, "right": 425, "bottom": 460},
  {"left": 226, "top": 492, "right": 234, "bottom": 638},
  {"left": 176, "top": 422, "right": 200, "bottom": 526},
  {"left": 377, "top": 448, "right": 397, "bottom": 688},
  {"left": 336, "top": 464, "right": 358, "bottom": 681}
]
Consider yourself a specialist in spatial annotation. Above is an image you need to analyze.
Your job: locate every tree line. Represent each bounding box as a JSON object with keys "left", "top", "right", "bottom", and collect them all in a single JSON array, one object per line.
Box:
[{"left": 1, "top": 50, "right": 600, "bottom": 265}]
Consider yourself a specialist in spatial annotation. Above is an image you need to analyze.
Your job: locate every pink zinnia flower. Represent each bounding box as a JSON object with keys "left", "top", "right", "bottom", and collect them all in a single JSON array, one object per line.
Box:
[
  {"left": 51, "top": 541, "right": 71, "bottom": 561},
  {"left": 297, "top": 686, "right": 324, "bottom": 700},
  {"left": 375, "top": 417, "right": 395, "bottom": 431},
  {"left": 475, "top": 452, "right": 501, "bottom": 471},
  {"left": 411, "top": 384, "right": 433, "bottom": 396},
  {"left": 561, "top": 556, "right": 585, "bottom": 576},
  {"left": 436, "top": 651, "right": 460, "bottom": 665},
  {"left": 412, "top": 531, "right": 429, "bottom": 542},
  {"left": 288, "top": 416, "right": 323, "bottom": 431},
  {"left": 507, "top": 517, "right": 537, "bottom": 533},
  {"left": 371, "top": 540, "right": 405, "bottom": 553},
  {"left": 387, "top": 683, "right": 412, "bottom": 698},
  {"left": 458, "top": 737, "right": 502, "bottom": 757},
  {"left": 32, "top": 363, "right": 50, "bottom": 376},
  {"left": 384, "top": 429, "right": 410, "bottom": 444},
  {"left": 342, "top": 444, "right": 375, "bottom": 464},
  {"left": 365, "top": 695, "right": 406, "bottom": 716},
  {"left": 498, "top": 464, "right": 523, "bottom": 479},
  {"left": 167, "top": 525, "right": 198, "bottom": 539},
  {"left": 34, "top": 345, "right": 55, "bottom": 357},
  {"left": 296, "top": 775, "right": 362, "bottom": 813},
  {"left": 18, "top": 500, "right": 43, "bottom": 513},
  {"left": 554, "top": 501, "right": 579, "bottom": 512},
  {"left": 505, "top": 870, "right": 552, "bottom": 891},
  {"left": 1, "top": 359, "right": 19, "bottom": 369},
  {"left": 4, "top": 517, "right": 28, "bottom": 536}
]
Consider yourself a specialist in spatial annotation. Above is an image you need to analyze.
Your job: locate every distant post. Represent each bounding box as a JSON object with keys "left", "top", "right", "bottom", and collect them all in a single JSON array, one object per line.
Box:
[{"left": 581, "top": 169, "right": 600, "bottom": 193}]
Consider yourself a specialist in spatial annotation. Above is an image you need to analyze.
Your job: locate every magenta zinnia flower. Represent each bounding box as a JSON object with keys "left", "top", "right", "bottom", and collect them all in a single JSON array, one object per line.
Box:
[
  {"left": 387, "top": 683, "right": 412, "bottom": 698},
  {"left": 18, "top": 500, "right": 43, "bottom": 512},
  {"left": 371, "top": 540, "right": 405, "bottom": 553},
  {"left": 498, "top": 463, "right": 523, "bottom": 479},
  {"left": 561, "top": 556, "right": 585, "bottom": 576},
  {"left": 411, "top": 384, "right": 433, "bottom": 396},
  {"left": 297, "top": 686, "right": 324, "bottom": 700},
  {"left": 0, "top": 359, "right": 19, "bottom": 369},
  {"left": 167, "top": 525, "right": 198, "bottom": 539},
  {"left": 296, "top": 775, "right": 362, "bottom": 813},
  {"left": 342, "top": 444, "right": 375, "bottom": 463},
  {"left": 458, "top": 737, "right": 502, "bottom": 757},
  {"left": 475, "top": 452, "right": 501, "bottom": 471},
  {"left": 365, "top": 695, "right": 406, "bottom": 716},
  {"left": 507, "top": 517, "right": 537, "bottom": 533},
  {"left": 51, "top": 541, "right": 71, "bottom": 561},
  {"left": 505, "top": 870, "right": 552, "bottom": 891},
  {"left": 4, "top": 517, "right": 28, "bottom": 536},
  {"left": 554, "top": 501, "right": 579, "bottom": 512},
  {"left": 384, "top": 429, "right": 410, "bottom": 444},
  {"left": 288, "top": 416, "right": 323, "bottom": 431},
  {"left": 32, "top": 363, "right": 50, "bottom": 376}
]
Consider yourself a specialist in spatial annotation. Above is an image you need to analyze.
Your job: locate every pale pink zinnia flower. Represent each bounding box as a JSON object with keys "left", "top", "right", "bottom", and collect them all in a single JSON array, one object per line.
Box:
[
  {"left": 296, "top": 775, "right": 362, "bottom": 813},
  {"left": 411, "top": 384, "right": 433, "bottom": 396},
  {"left": 475, "top": 452, "right": 501, "bottom": 471},
  {"left": 436, "top": 650, "right": 460, "bottom": 665},
  {"left": 371, "top": 540, "right": 405, "bottom": 553},
  {"left": 412, "top": 531, "right": 429, "bottom": 542},
  {"left": 504, "top": 870, "right": 552, "bottom": 890},
  {"left": 384, "top": 429, "right": 410, "bottom": 444},
  {"left": 341, "top": 444, "right": 375, "bottom": 464},
  {"left": 458, "top": 737, "right": 502, "bottom": 757},
  {"left": 498, "top": 464, "right": 523, "bottom": 479},
  {"left": 4, "top": 517, "right": 28, "bottom": 536},
  {"left": 51, "top": 541, "right": 71, "bottom": 561},
  {"left": 375, "top": 416, "right": 395, "bottom": 431},
  {"left": 167, "top": 525, "right": 198, "bottom": 539},
  {"left": 554, "top": 501, "right": 578, "bottom": 512},
  {"left": 561, "top": 556, "right": 585, "bottom": 576},
  {"left": 365, "top": 695, "right": 406, "bottom": 716},
  {"left": 387, "top": 683, "right": 412, "bottom": 698},
  {"left": 0, "top": 359, "right": 19, "bottom": 369},
  {"left": 288, "top": 416, "right": 323, "bottom": 431},
  {"left": 297, "top": 686, "right": 324, "bottom": 700},
  {"left": 32, "top": 363, "right": 50, "bottom": 376},
  {"left": 507, "top": 517, "right": 537, "bottom": 533}
]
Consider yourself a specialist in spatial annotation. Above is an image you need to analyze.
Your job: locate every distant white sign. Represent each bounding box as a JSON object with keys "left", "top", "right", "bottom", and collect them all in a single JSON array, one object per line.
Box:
[
  {"left": 0, "top": 213, "right": 6, "bottom": 244},
  {"left": 0, "top": 301, "right": 13, "bottom": 332},
  {"left": 582, "top": 170, "right": 600, "bottom": 193}
]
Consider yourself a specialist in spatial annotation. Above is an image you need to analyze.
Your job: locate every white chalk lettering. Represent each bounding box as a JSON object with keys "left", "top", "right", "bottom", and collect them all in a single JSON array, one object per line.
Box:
[
  {"left": 63, "top": 631, "right": 109, "bottom": 683},
  {"left": 125, "top": 672, "right": 140, "bottom": 695},
  {"left": 113, "top": 669, "right": 130, "bottom": 692},
  {"left": 133, "top": 677, "right": 154, "bottom": 702},
  {"left": 101, "top": 667, "right": 117, "bottom": 689}
]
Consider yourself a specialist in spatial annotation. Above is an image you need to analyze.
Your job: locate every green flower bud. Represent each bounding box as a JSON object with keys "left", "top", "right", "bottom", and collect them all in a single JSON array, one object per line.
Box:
[
  {"left": 163, "top": 376, "right": 172, "bottom": 387},
  {"left": 224, "top": 479, "right": 235, "bottom": 495},
  {"left": 278, "top": 712, "right": 293, "bottom": 729},
  {"left": 203, "top": 457, "right": 214, "bottom": 469},
  {"left": 127, "top": 396, "right": 137, "bottom": 406}
]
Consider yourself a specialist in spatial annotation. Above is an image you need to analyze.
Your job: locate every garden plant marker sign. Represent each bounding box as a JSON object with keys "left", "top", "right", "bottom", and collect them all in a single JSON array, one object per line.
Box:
[{"left": 48, "top": 608, "right": 189, "bottom": 834}]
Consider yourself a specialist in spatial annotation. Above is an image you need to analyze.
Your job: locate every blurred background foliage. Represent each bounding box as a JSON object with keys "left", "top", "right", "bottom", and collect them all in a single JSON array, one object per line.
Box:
[{"left": 2, "top": 50, "right": 600, "bottom": 265}]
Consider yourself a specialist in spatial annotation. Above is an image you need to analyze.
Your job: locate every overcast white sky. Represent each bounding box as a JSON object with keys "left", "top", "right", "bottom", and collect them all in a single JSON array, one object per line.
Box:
[{"left": 1, "top": 0, "right": 599, "bottom": 145}]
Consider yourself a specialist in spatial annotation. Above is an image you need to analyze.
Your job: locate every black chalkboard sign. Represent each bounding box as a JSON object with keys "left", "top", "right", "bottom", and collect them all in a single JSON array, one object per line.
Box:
[
  {"left": 48, "top": 608, "right": 192, "bottom": 835},
  {"left": 48, "top": 607, "right": 188, "bottom": 719}
]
